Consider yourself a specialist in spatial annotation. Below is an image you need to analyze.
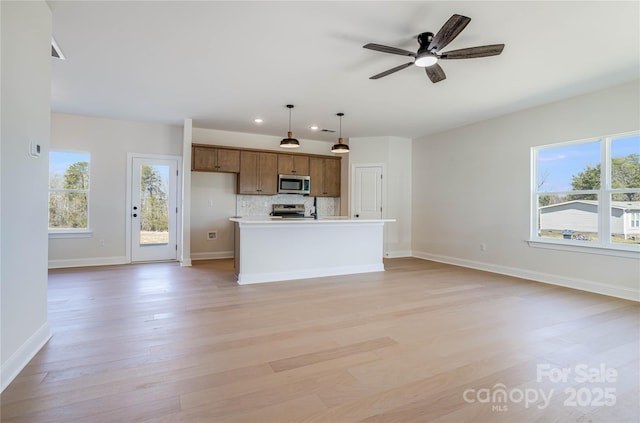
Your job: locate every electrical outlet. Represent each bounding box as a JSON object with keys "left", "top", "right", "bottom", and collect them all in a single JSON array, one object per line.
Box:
[
  {"left": 480, "top": 243, "right": 487, "bottom": 252},
  {"left": 207, "top": 231, "right": 217, "bottom": 241},
  {"left": 99, "top": 239, "right": 105, "bottom": 247}
]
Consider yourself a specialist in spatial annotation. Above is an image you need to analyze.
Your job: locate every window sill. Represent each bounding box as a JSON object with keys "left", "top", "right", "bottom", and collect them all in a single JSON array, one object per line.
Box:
[
  {"left": 527, "top": 239, "right": 640, "bottom": 258},
  {"left": 49, "top": 230, "right": 93, "bottom": 239}
]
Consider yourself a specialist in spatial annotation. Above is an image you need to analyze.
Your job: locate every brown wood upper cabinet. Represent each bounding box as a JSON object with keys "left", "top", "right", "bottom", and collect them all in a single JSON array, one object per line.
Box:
[
  {"left": 309, "top": 157, "right": 341, "bottom": 197},
  {"left": 192, "top": 145, "right": 240, "bottom": 173},
  {"left": 277, "top": 154, "right": 309, "bottom": 175},
  {"left": 237, "top": 151, "right": 278, "bottom": 195}
]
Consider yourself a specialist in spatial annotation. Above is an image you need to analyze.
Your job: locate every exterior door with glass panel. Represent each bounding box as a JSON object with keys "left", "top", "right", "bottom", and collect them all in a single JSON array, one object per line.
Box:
[{"left": 131, "top": 157, "right": 178, "bottom": 262}]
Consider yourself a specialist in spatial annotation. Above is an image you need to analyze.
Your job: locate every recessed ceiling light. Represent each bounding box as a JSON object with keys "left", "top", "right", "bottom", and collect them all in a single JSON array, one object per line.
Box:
[
  {"left": 254, "top": 118, "right": 263, "bottom": 124},
  {"left": 309, "top": 125, "right": 319, "bottom": 131}
]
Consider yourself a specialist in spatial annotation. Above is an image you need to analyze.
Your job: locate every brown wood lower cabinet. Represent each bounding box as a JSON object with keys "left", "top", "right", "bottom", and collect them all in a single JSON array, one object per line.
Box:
[
  {"left": 310, "top": 157, "right": 341, "bottom": 197},
  {"left": 237, "top": 151, "right": 278, "bottom": 195}
]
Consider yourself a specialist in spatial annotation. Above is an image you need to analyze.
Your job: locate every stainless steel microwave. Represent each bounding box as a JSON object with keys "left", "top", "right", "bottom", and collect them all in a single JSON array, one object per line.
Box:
[{"left": 278, "top": 174, "right": 310, "bottom": 195}]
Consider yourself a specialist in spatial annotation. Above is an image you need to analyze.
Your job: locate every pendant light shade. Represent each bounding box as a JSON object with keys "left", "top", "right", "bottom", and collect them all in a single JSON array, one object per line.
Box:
[
  {"left": 280, "top": 105, "right": 300, "bottom": 149},
  {"left": 331, "top": 112, "right": 349, "bottom": 153}
]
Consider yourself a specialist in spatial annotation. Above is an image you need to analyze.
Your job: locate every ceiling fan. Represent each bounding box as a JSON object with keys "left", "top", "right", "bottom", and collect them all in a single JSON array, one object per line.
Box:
[{"left": 363, "top": 14, "right": 505, "bottom": 83}]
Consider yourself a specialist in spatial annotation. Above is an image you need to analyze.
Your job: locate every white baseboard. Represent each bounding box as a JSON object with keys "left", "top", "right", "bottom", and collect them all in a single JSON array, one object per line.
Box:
[
  {"left": 48, "top": 256, "right": 128, "bottom": 269},
  {"left": 48, "top": 252, "right": 234, "bottom": 269},
  {"left": 1, "top": 322, "right": 51, "bottom": 392},
  {"left": 412, "top": 251, "right": 640, "bottom": 302},
  {"left": 238, "top": 264, "right": 385, "bottom": 285},
  {"left": 385, "top": 250, "right": 412, "bottom": 258},
  {"left": 191, "top": 251, "right": 234, "bottom": 261}
]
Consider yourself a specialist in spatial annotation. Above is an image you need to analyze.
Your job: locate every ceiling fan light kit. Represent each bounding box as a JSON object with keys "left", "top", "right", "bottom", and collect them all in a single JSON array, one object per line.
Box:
[
  {"left": 280, "top": 104, "right": 300, "bottom": 149},
  {"left": 414, "top": 32, "right": 438, "bottom": 67},
  {"left": 331, "top": 113, "right": 349, "bottom": 154},
  {"left": 414, "top": 54, "right": 438, "bottom": 67},
  {"left": 363, "top": 14, "right": 505, "bottom": 83}
]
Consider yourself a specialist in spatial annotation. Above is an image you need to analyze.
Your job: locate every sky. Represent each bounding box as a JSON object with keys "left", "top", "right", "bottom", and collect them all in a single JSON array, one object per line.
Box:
[
  {"left": 49, "top": 151, "right": 90, "bottom": 177},
  {"left": 537, "top": 134, "right": 639, "bottom": 192}
]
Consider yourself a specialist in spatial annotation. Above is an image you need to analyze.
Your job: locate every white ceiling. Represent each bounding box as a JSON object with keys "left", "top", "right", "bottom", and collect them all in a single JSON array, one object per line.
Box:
[{"left": 49, "top": 1, "right": 640, "bottom": 143}]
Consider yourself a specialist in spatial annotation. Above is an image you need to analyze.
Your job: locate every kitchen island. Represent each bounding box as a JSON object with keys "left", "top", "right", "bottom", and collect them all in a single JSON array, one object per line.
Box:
[{"left": 230, "top": 217, "right": 395, "bottom": 284}]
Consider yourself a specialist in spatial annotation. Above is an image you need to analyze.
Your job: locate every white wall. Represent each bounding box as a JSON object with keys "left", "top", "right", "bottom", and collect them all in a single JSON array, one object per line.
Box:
[
  {"left": 1, "top": 1, "right": 52, "bottom": 391},
  {"left": 190, "top": 172, "right": 237, "bottom": 260},
  {"left": 348, "top": 136, "right": 412, "bottom": 257},
  {"left": 412, "top": 80, "right": 640, "bottom": 301},
  {"left": 190, "top": 127, "right": 348, "bottom": 259},
  {"left": 49, "top": 113, "right": 183, "bottom": 267}
]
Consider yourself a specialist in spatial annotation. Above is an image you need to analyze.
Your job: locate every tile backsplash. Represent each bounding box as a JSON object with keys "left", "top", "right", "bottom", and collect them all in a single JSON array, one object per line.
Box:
[{"left": 236, "top": 194, "right": 340, "bottom": 217}]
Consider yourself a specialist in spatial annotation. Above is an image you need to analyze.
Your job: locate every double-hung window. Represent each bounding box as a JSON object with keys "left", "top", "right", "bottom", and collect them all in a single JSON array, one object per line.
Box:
[
  {"left": 531, "top": 131, "right": 639, "bottom": 254},
  {"left": 49, "top": 150, "right": 91, "bottom": 235}
]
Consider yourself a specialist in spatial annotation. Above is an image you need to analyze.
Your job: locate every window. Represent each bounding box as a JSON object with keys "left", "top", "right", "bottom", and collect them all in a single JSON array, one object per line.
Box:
[
  {"left": 49, "top": 151, "right": 90, "bottom": 232},
  {"left": 532, "top": 132, "right": 640, "bottom": 252},
  {"left": 631, "top": 213, "right": 640, "bottom": 228}
]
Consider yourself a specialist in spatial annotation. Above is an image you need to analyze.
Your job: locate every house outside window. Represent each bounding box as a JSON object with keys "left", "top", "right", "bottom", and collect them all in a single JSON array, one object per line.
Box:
[
  {"left": 49, "top": 150, "right": 90, "bottom": 233},
  {"left": 532, "top": 132, "right": 639, "bottom": 252},
  {"left": 631, "top": 212, "right": 640, "bottom": 228}
]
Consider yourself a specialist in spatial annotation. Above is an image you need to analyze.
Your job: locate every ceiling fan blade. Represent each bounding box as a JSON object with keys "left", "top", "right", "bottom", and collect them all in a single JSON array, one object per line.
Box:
[
  {"left": 440, "top": 44, "right": 505, "bottom": 59},
  {"left": 370, "top": 62, "right": 414, "bottom": 79},
  {"left": 363, "top": 43, "right": 416, "bottom": 57},
  {"left": 427, "top": 14, "right": 471, "bottom": 52},
  {"left": 425, "top": 63, "right": 446, "bottom": 83}
]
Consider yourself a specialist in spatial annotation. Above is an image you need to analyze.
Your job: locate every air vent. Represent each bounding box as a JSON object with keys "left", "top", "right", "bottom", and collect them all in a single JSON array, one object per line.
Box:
[
  {"left": 51, "top": 37, "right": 65, "bottom": 60},
  {"left": 321, "top": 129, "right": 336, "bottom": 133}
]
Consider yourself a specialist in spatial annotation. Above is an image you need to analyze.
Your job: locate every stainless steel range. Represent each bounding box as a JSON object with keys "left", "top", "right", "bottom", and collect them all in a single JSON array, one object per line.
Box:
[{"left": 271, "top": 204, "right": 306, "bottom": 218}]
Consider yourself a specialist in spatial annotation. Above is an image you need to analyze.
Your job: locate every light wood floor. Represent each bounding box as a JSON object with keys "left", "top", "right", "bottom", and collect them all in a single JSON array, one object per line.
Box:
[{"left": 1, "top": 258, "right": 638, "bottom": 422}]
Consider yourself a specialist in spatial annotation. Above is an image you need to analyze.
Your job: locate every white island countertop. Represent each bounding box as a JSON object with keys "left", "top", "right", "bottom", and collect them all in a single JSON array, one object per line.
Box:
[
  {"left": 230, "top": 216, "right": 395, "bottom": 284},
  {"left": 230, "top": 216, "right": 395, "bottom": 224}
]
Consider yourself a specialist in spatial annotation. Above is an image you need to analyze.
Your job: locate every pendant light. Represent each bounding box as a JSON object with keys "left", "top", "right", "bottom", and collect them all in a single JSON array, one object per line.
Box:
[
  {"left": 331, "top": 112, "right": 349, "bottom": 153},
  {"left": 280, "top": 104, "right": 300, "bottom": 149}
]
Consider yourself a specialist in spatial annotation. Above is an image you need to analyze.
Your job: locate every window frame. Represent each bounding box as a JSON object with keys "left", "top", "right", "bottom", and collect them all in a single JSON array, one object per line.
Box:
[
  {"left": 48, "top": 149, "right": 92, "bottom": 237},
  {"left": 529, "top": 131, "right": 640, "bottom": 257}
]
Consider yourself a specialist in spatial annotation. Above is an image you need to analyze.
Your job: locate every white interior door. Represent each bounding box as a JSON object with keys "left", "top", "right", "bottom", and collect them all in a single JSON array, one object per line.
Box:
[
  {"left": 353, "top": 165, "right": 383, "bottom": 219},
  {"left": 131, "top": 157, "right": 178, "bottom": 262}
]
